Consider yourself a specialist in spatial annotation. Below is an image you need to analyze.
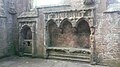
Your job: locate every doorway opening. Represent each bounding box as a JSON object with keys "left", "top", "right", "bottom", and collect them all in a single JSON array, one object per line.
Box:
[{"left": 20, "top": 25, "right": 32, "bottom": 54}]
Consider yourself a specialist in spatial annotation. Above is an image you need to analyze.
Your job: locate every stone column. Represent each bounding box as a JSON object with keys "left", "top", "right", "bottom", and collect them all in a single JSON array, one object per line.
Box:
[
  {"left": 90, "top": 26, "right": 96, "bottom": 64},
  {"left": 31, "top": 23, "right": 36, "bottom": 57},
  {"left": 44, "top": 18, "right": 49, "bottom": 58}
]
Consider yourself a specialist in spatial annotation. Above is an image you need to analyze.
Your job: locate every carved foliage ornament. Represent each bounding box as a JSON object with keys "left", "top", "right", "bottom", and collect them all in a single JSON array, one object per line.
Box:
[{"left": 84, "top": 0, "right": 95, "bottom": 5}]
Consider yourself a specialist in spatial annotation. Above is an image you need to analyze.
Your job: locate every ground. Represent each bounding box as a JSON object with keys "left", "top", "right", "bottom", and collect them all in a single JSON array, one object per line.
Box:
[{"left": 0, "top": 56, "right": 107, "bottom": 67}]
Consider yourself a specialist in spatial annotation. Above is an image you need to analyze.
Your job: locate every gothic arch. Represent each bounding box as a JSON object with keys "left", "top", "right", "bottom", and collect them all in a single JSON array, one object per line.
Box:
[
  {"left": 21, "top": 25, "right": 32, "bottom": 39},
  {"left": 76, "top": 18, "right": 89, "bottom": 27},
  {"left": 58, "top": 18, "right": 77, "bottom": 47},
  {"left": 59, "top": 18, "right": 73, "bottom": 33},
  {"left": 46, "top": 19, "right": 56, "bottom": 27},
  {"left": 59, "top": 18, "right": 72, "bottom": 28},
  {"left": 76, "top": 18, "right": 91, "bottom": 48},
  {"left": 47, "top": 19, "right": 58, "bottom": 47},
  {"left": 76, "top": 18, "right": 91, "bottom": 34}
]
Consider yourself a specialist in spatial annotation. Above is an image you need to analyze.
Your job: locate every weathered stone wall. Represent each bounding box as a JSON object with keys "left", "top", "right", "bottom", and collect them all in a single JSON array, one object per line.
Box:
[
  {"left": 16, "top": 0, "right": 120, "bottom": 66},
  {"left": 1, "top": 0, "right": 120, "bottom": 66},
  {"left": 95, "top": 0, "right": 120, "bottom": 66},
  {"left": 95, "top": 12, "right": 120, "bottom": 65},
  {"left": 0, "top": 0, "right": 14, "bottom": 58},
  {"left": 0, "top": 17, "right": 8, "bottom": 57},
  {"left": 15, "top": 0, "right": 32, "bottom": 16},
  {"left": 0, "top": 0, "right": 32, "bottom": 58}
]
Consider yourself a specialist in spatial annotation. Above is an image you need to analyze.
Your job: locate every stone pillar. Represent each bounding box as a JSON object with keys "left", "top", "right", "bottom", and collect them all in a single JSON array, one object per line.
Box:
[
  {"left": 31, "top": 22, "right": 36, "bottom": 57},
  {"left": 44, "top": 19, "right": 49, "bottom": 58},
  {"left": 90, "top": 26, "right": 96, "bottom": 64}
]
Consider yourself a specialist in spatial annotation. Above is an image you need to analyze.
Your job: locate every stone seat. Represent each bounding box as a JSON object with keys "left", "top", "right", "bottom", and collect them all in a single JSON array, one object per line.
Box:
[{"left": 46, "top": 47, "right": 91, "bottom": 63}]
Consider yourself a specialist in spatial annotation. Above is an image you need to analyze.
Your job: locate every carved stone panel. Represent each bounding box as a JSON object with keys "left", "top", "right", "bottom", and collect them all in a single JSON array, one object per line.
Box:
[{"left": 46, "top": 9, "right": 94, "bottom": 27}]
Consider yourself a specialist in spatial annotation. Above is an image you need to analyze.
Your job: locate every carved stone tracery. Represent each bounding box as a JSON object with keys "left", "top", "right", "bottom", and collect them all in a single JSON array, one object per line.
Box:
[{"left": 46, "top": 9, "right": 94, "bottom": 27}]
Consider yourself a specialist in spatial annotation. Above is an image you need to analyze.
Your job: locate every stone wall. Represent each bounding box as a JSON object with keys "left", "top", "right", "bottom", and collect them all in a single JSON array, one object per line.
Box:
[
  {"left": 1, "top": 0, "right": 120, "bottom": 66},
  {"left": 0, "top": 0, "right": 32, "bottom": 58},
  {"left": 15, "top": 0, "right": 32, "bottom": 16},
  {"left": 95, "top": 0, "right": 120, "bottom": 65},
  {"left": 0, "top": 0, "right": 14, "bottom": 58},
  {"left": 16, "top": 0, "right": 120, "bottom": 66},
  {"left": 95, "top": 12, "right": 120, "bottom": 65},
  {"left": 0, "top": 17, "right": 8, "bottom": 57}
]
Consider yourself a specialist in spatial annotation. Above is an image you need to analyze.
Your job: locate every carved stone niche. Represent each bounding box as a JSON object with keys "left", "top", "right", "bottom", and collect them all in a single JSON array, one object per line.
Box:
[{"left": 84, "top": 0, "right": 95, "bottom": 5}]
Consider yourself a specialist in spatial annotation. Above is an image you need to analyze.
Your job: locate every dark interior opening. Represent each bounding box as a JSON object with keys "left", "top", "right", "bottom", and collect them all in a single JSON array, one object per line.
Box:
[
  {"left": 48, "top": 20, "right": 58, "bottom": 47},
  {"left": 21, "top": 25, "right": 32, "bottom": 39},
  {"left": 76, "top": 20, "right": 91, "bottom": 48}
]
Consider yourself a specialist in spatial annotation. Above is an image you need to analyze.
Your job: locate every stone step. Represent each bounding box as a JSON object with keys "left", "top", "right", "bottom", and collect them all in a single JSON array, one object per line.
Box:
[
  {"left": 48, "top": 55, "right": 90, "bottom": 63},
  {"left": 47, "top": 47, "right": 91, "bottom": 53},
  {"left": 23, "top": 53, "right": 32, "bottom": 56},
  {"left": 49, "top": 53, "right": 90, "bottom": 59}
]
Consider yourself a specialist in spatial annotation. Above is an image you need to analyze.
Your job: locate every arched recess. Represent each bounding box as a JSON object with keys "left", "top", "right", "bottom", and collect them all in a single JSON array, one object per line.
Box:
[
  {"left": 58, "top": 19, "right": 77, "bottom": 47},
  {"left": 47, "top": 19, "right": 58, "bottom": 47},
  {"left": 59, "top": 18, "right": 73, "bottom": 34},
  {"left": 21, "top": 25, "right": 32, "bottom": 39},
  {"left": 76, "top": 19, "right": 91, "bottom": 48},
  {"left": 20, "top": 25, "right": 32, "bottom": 54}
]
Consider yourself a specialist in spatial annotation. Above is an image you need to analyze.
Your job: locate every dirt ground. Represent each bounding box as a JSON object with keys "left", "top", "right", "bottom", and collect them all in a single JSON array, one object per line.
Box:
[{"left": 0, "top": 56, "right": 108, "bottom": 67}]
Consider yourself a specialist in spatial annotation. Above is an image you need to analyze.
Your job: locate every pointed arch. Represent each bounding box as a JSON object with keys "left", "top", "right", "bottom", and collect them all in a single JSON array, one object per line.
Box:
[
  {"left": 46, "top": 19, "right": 57, "bottom": 27},
  {"left": 47, "top": 19, "right": 57, "bottom": 31},
  {"left": 59, "top": 18, "right": 72, "bottom": 28},
  {"left": 21, "top": 25, "right": 32, "bottom": 39},
  {"left": 47, "top": 19, "right": 58, "bottom": 47},
  {"left": 59, "top": 18, "right": 72, "bottom": 34},
  {"left": 76, "top": 18, "right": 91, "bottom": 35},
  {"left": 76, "top": 18, "right": 91, "bottom": 48}
]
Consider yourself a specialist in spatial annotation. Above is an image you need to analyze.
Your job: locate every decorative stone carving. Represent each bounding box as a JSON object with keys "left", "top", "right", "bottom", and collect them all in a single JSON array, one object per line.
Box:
[
  {"left": 48, "top": 13, "right": 55, "bottom": 19},
  {"left": 8, "top": 2, "right": 17, "bottom": 14},
  {"left": 84, "top": 0, "right": 95, "bottom": 5}
]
